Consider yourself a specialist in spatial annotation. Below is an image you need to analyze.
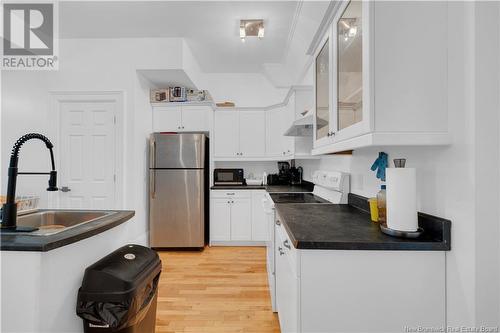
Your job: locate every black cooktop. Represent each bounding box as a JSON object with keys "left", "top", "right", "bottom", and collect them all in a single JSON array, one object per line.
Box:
[{"left": 269, "top": 193, "right": 330, "bottom": 204}]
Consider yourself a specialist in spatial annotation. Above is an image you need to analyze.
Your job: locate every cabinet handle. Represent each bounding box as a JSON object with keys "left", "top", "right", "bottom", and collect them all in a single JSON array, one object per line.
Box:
[
  {"left": 226, "top": 193, "right": 235, "bottom": 195},
  {"left": 275, "top": 219, "right": 281, "bottom": 226},
  {"left": 283, "top": 239, "right": 291, "bottom": 249},
  {"left": 278, "top": 247, "right": 285, "bottom": 256}
]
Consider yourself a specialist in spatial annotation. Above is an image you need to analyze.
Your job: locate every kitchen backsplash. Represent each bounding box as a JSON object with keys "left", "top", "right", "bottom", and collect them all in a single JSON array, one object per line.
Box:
[{"left": 298, "top": 145, "right": 451, "bottom": 215}]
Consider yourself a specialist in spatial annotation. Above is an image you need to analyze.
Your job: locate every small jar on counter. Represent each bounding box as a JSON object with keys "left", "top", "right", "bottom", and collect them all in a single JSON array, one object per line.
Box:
[{"left": 377, "top": 185, "right": 387, "bottom": 224}]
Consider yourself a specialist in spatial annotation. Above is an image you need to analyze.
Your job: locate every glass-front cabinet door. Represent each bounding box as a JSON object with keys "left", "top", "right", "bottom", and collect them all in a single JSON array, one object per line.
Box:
[
  {"left": 337, "top": 0, "right": 363, "bottom": 131},
  {"left": 314, "top": 35, "right": 332, "bottom": 146},
  {"left": 313, "top": 0, "right": 371, "bottom": 150},
  {"left": 332, "top": 0, "right": 371, "bottom": 142}
]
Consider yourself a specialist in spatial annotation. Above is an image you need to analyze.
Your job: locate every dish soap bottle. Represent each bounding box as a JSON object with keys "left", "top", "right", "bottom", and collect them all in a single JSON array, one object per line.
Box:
[{"left": 377, "top": 185, "right": 387, "bottom": 224}]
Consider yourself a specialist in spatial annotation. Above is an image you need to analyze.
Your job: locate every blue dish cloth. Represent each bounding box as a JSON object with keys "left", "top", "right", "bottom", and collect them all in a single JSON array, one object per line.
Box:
[{"left": 371, "top": 152, "right": 388, "bottom": 182}]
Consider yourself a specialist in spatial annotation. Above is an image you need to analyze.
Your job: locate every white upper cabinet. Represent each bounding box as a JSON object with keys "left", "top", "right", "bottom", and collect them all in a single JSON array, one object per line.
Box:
[
  {"left": 214, "top": 110, "right": 266, "bottom": 159},
  {"left": 214, "top": 111, "right": 239, "bottom": 157},
  {"left": 212, "top": 88, "right": 314, "bottom": 161},
  {"left": 152, "top": 104, "right": 210, "bottom": 132},
  {"left": 239, "top": 111, "right": 266, "bottom": 157},
  {"left": 153, "top": 105, "right": 182, "bottom": 132},
  {"left": 312, "top": 1, "right": 449, "bottom": 154},
  {"left": 266, "top": 107, "right": 294, "bottom": 158},
  {"left": 181, "top": 105, "right": 210, "bottom": 131},
  {"left": 266, "top": 108, "right": 284, "bottom": 157}
]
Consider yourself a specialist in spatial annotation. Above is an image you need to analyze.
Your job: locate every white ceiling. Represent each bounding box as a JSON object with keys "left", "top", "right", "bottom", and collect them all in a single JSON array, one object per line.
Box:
[{"left": 59, "top": 1, "right": 328, "bottom": 73}]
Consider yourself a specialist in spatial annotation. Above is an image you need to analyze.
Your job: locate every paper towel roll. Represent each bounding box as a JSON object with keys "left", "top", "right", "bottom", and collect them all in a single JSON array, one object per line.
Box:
[{"left": 386, "top": 168, "right": 418, "bottom": 232}]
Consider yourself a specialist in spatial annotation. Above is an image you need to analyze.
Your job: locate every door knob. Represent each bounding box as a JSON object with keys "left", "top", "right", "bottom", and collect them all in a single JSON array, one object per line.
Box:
[{"left": 60, "top": 186, "right": 71, "bottom": 192}]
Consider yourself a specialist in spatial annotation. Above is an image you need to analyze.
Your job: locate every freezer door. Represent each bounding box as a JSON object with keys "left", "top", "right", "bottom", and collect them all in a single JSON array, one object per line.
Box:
[
  {"left": 150, "top": 133, "right": 206, "bottom": 169},
  {"left": 149, "top": 169, "right": 205, "bottom": 248}
]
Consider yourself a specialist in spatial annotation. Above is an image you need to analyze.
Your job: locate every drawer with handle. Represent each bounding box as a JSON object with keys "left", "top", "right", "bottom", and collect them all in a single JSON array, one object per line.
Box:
[
  {"left": 210, "top": 190, "right": 251, "bottom": 199},
  {"left": 275, "top": 212, "right": 298, "bottom": 276}
]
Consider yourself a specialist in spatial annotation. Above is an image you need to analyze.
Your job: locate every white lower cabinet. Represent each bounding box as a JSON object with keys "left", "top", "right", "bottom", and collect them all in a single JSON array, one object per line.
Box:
[
  {"left": 210, "top": 198, "right": 231, "bottom": 241},
  {"left": 275, "top": 223, "right": 299, "bottom": 333},
  {"left": 251, "top": 191, "right": 268, "bottom": 241},
  {"left": 230, "top": 198, "right": 252, "bottom": 240},
  {"left": 210, "top": 190, "right": 267, "bottom": 244},
  {"left": 274, "top": 214, "right": 446, "bottom": 333}
]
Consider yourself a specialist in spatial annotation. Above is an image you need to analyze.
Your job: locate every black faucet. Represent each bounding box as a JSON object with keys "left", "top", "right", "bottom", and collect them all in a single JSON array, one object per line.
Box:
[{"left": 1, "top": 133, "right": 58, "bottom": 231}]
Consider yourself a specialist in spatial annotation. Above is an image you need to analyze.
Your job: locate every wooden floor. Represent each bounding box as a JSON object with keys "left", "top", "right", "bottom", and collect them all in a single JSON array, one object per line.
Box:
[{"left": 156, "top": 246, "right": 280, "bottom": 333}]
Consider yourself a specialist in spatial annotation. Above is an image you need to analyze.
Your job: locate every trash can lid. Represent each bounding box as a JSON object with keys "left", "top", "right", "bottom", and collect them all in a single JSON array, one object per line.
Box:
[{"left": 78, "top": 244, "right": 161, "bottom": 300}]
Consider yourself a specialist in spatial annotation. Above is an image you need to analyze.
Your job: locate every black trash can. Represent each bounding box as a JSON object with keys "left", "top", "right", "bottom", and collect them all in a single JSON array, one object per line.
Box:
[{"left": 76, "top": 244, "right": 161, "bottom": 333}]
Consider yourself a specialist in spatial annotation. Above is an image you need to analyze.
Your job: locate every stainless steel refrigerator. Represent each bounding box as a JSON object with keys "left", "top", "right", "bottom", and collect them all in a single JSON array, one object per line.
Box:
[{"left": 149, "top": 133, "right": 208, "bottom": 248}]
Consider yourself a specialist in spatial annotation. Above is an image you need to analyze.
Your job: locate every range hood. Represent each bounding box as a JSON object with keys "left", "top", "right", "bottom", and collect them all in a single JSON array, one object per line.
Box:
[{"left": 284, "top": 109, "right": 327, "bottom": 137}]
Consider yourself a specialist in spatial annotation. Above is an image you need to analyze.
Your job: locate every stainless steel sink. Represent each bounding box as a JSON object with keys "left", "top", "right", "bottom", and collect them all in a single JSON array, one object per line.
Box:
[{"left": 16, "top": 210, "right": 117, "bottom": 235}]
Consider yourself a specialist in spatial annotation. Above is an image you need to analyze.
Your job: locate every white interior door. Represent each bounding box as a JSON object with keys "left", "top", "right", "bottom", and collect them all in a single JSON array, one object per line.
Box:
[{"left": 57, "top": 98, "right": 118, "bottom": 209}]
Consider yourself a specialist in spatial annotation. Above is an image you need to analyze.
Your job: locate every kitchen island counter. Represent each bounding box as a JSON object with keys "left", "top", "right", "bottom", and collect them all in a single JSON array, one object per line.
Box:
[{"left": 1, "top": 210, "right": 135, "bottom": 252}]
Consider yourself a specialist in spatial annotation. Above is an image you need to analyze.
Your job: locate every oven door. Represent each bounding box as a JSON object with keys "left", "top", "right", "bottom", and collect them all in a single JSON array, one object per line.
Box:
[{"left": 262, "top": 193, "right": 277, "bottom": 312}]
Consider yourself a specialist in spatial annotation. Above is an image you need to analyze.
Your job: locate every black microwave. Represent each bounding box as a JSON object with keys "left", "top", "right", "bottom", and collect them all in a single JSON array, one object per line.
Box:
[{"left": 214, "top": 168, "right": 245, "bottom": 186}]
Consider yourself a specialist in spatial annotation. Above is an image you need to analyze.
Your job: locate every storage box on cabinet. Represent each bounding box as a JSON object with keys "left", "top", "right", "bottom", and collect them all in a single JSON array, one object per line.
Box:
[
  {"left": 312, "top": 1, "right": 449, "bottom": 154},
  {"left": 152, "top": 104, "right": 210, "bottom": 132}
]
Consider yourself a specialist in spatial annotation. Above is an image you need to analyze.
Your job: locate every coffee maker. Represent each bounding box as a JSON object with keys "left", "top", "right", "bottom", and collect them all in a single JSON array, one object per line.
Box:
[
  {"left": 267, "top": 161, "right": 303, "bottom": 185},
  {"left": 290, "top": 166, "right": 303, "bottom": 185}
]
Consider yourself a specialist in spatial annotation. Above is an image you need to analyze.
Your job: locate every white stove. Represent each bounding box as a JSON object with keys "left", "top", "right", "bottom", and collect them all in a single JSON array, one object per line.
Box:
[{"left": 261, "top": 170, "right": 350, "bottom": 312}]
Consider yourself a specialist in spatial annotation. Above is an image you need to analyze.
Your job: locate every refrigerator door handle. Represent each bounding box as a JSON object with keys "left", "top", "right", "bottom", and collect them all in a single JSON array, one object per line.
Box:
[
  {"left": 150, "top": 170, "right": 156, "bottom": 199},
  {"left": 150, "top": 139, "right": 156, "bottom": 168}
]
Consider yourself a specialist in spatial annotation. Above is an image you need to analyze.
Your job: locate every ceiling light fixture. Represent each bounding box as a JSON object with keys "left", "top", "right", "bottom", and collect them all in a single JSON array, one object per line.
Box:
[
  {"left": 340, "top": 18, "right": 358, "bottom": 42},
  {"left": 240, "top": 19, "right": 264, "bottom": 42}
]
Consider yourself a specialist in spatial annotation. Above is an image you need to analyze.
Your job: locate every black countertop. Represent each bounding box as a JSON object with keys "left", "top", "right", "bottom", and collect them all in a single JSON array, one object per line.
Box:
[
  {"left": 1, "top": 210, "right": 135, "bottom": 252},
  {"left": 210, "top": 181, "right": 315, "bottom": 193},
  {"left": 274, "top": 196, "right": 450, "bottom": 251}
]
